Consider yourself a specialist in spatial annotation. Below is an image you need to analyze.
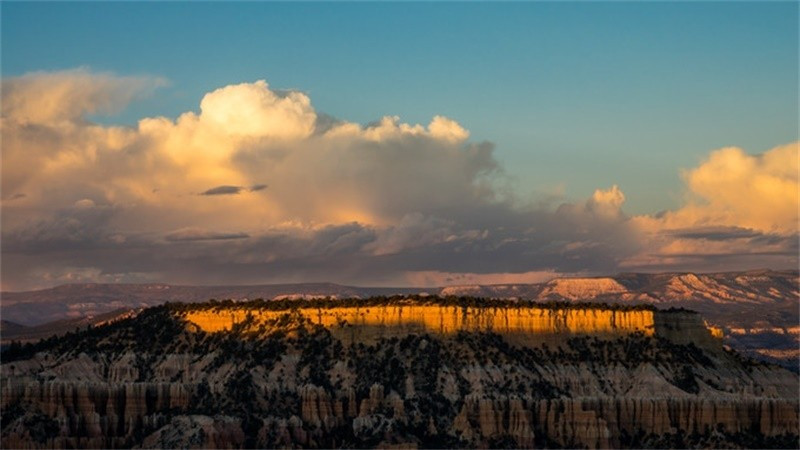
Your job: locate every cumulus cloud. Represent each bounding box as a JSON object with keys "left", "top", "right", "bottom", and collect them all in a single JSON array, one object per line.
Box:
[
  {"left": 624, "top": 143, "right": 799, "bottom": 271},
  {"left": 1, "top": 67, "right": 164, "bottom": 124},
  {"left": 587, "top": 185, "right": 625, "bottom": 218},
  {"left": 1, "top": 68, "right": 797, "bottom": 290},
  {"left": 635, "top": 143, "right": 799, "bottom": 235},
  {"left": 427, "top": 115, "right": 470, "bottom": 143},
  {"left": 198, "top": 80, "right": 316, "bottom": 139},
  {"left": 1, "top": 69, "right": 162, "bottom": 197}
]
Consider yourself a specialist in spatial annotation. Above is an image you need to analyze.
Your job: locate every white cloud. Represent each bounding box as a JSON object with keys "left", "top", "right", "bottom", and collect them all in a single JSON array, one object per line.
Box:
[
  {"left": 632, "top": 143, "right": 797, "bottom": 237},
  {"left": 1, "top": 67, "right": 164, "bottom": 124},
  {"left": 676, "top": 143, "right": 798, "bottom": 234},
  {"left": 587, "top": 185, "right": 625, "bottom": 217},
  {"left": 427, "top": 115, "right": 470, "bottom": 143},
  {"left": 624, "top": 142, "right": 799, "bottom": 270},
  {"left": 1, "top": 68, "right": 797, "bottom": 290},
  {"left": 198, "top": 80, "right": 316, "bottom": 139}
]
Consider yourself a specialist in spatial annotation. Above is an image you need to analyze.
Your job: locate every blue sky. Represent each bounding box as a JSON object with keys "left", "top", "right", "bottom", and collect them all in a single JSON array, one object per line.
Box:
[
  {"left": 2, "top": 1, "right": 797, "bottom": 214},
  {"left": 2, "top": 2, "right": 799, "bottom": 289}
]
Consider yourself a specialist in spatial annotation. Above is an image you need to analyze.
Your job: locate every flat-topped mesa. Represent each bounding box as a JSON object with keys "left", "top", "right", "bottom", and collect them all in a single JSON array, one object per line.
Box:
[
  {"left": 539, "top": 277, "right": 629, "bottom": 299},
  {"left": 180, "top": 300, "right": 722, "bottom": 349}
]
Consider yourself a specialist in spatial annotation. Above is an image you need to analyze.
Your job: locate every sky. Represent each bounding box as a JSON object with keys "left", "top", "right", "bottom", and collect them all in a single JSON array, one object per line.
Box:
[{"left": 1, "top": 2, "right": 798, "bottom": 290}]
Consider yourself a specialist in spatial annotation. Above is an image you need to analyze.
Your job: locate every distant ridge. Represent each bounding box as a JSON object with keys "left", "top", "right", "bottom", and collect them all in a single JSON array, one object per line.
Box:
[
  {"left": 0, "top": 320, "right": 27, "bottom": 335},
  {"left": 2, "top": 270, "right": 797, "bottom": 369},
  {"left": 0, "top": 282, "right": 431, "bottom": 326},
  {"left": 2, "top": 270, "right": 796, "bottom": 326}
]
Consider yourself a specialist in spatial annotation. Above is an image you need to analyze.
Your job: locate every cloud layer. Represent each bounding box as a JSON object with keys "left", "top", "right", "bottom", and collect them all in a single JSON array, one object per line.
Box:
[{"left": 2, "top": 69, "right": 797, "bottom": 290}]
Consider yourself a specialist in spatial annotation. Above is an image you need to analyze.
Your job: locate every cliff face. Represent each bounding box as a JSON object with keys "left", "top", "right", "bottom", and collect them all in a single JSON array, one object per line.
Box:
[
  {"left": 181, "top": 304, "right": 727, "bottom": 351},
  {"left": 183, "top": 305, "right": 659, "bottom": 343},
  {"left": 1, "top": 300, "right": 797, "bottom": 449}
]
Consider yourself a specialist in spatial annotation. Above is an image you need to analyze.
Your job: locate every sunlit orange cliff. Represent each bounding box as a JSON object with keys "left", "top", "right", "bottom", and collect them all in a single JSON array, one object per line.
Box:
[{"left": 182, "top": 302, "right": 721, "bottom": 347}]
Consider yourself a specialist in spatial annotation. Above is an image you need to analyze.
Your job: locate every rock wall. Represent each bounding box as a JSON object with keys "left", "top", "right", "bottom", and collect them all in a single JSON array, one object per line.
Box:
[{"left": 182, "top": 305, "right": 718, "bottom": 348}]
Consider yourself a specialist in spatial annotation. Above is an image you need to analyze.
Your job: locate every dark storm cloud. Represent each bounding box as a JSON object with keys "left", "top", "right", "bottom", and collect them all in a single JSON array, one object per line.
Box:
[
  {"left": 197, "top": 184, "right": 266, "bottom": 196},
  {"left": 667, "top": 226, "right": 762, "bottom": 241},
  {"left": 750, "top": 233, "right": 795, "bottom": 246},
  {"left": 2, "top": 202, "right": 121, "bottom": 253},
  {"left": 200, "top": 185, "right": 243, "bottom": 196},
  {"left": 2, "top": 200, "right": 795, "bottom": 291},
  {"left": 165, "top": 229, "right": 250, "bottom": 242}
]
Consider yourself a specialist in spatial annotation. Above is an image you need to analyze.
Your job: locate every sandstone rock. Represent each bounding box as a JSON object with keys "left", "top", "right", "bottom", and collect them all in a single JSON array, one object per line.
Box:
[{"left": 2, "top": 301, "right": 797, "bottom": 448}]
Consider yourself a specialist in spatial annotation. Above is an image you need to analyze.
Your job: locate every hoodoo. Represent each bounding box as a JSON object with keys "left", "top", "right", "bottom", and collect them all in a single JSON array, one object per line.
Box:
[{"left": 1, "top": 297, "right": 797, "bottom": 449}]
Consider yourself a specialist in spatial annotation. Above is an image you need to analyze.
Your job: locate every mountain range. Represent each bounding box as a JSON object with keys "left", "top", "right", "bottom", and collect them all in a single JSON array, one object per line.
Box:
[{"left": 2, "top": 270, "right": 797, "bottom": 369}]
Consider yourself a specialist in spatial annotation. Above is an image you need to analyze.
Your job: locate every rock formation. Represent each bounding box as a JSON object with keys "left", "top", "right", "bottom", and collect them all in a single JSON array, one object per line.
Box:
[
  {"left": 3, "top": 270, "right": 797, "bottom": 369},
  {"left": 1, "top": 298, "right": 798, "bottom": 448}
]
